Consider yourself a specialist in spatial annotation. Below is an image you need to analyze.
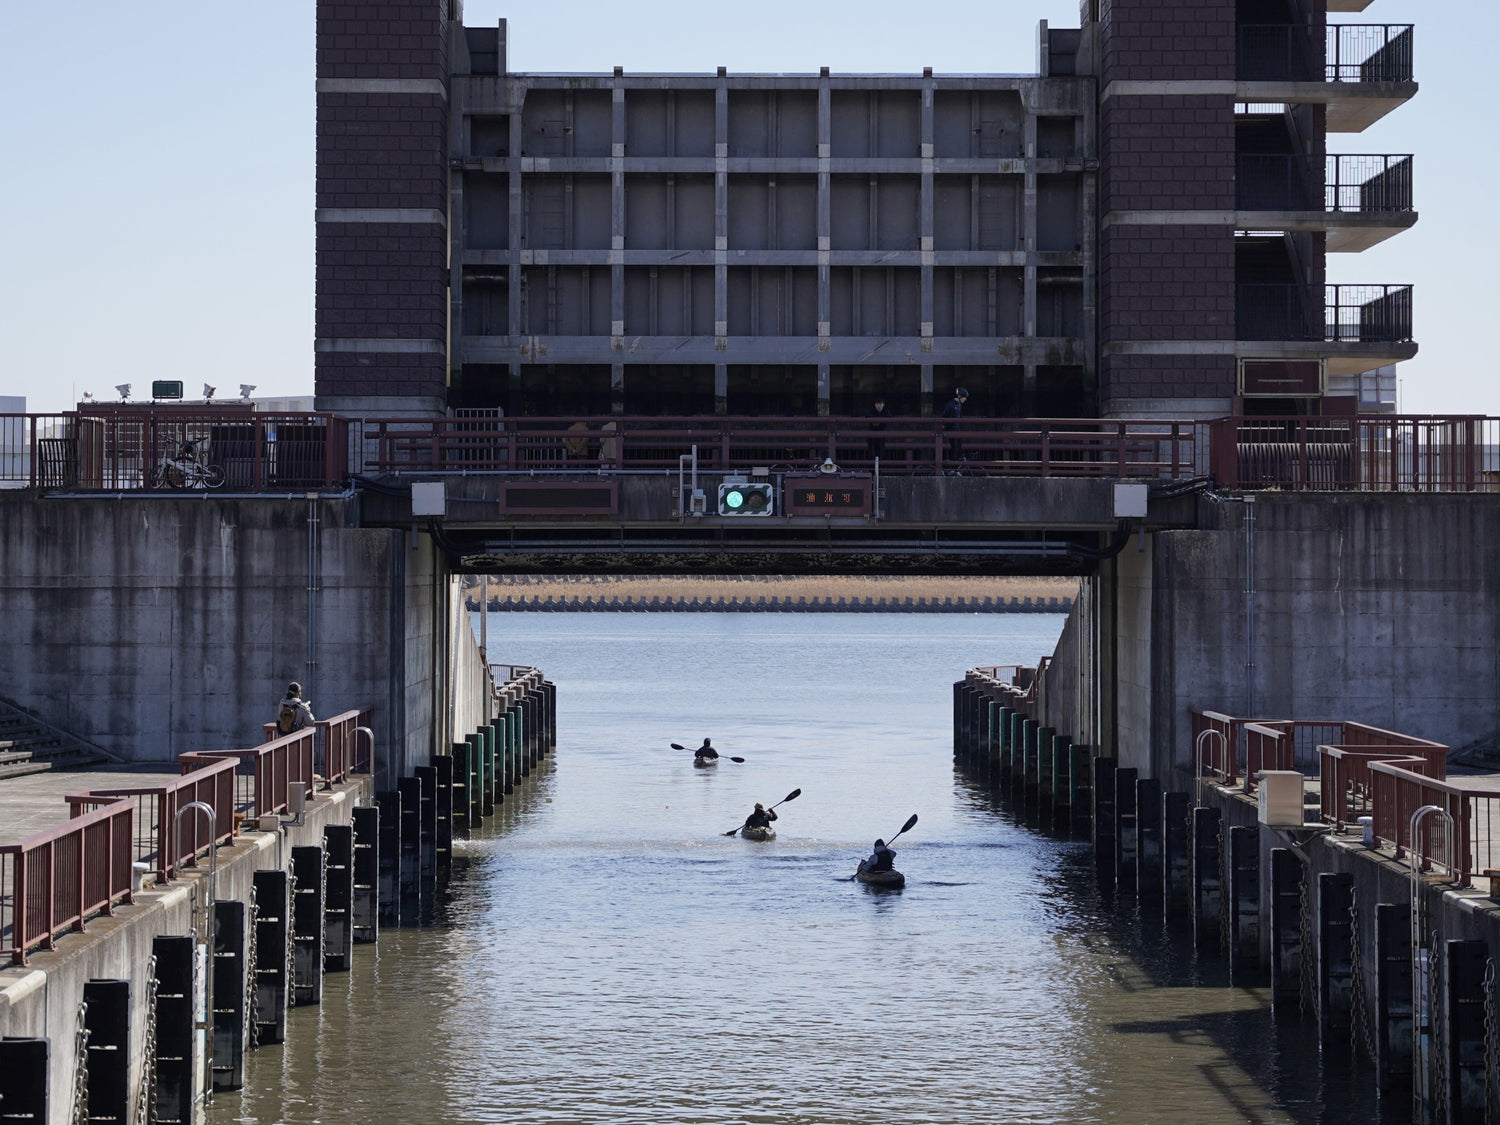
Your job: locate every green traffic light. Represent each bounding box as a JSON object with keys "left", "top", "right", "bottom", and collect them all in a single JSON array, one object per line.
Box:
[{"left": 724, "top": 488, "right": 745, "bottom": 510}]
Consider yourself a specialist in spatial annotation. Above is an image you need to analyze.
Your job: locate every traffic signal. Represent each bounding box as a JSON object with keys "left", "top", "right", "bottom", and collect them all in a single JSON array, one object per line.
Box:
[{"left": 717, "top": 481, "right": 774, "bottom": 516}]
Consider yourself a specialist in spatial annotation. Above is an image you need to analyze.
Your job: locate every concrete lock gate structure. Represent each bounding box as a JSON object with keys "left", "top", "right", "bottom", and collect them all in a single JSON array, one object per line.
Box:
[{"left": 9, "top": 0, "right": 1500, "bottom": 1121}]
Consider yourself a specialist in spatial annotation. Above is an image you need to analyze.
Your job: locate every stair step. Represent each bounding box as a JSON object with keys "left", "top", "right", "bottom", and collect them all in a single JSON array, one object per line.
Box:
[{"left": 0, "top": 760, "right": 51, "bottom": 780}]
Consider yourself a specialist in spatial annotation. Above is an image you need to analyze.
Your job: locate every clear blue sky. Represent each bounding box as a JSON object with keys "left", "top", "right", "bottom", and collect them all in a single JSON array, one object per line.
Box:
[{"left": 0, "top": 0, "right": 1486, "bottom": 415}]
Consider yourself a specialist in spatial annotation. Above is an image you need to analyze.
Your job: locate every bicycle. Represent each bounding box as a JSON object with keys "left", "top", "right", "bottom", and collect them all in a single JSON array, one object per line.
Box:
[{"left": 153, "top": 441, "right": 225, "bottom": 489}]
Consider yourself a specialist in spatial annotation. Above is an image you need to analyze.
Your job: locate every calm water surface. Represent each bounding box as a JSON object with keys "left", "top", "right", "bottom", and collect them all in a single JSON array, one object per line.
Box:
[{"left": 212, "top": 613, "right": 1405, "bottom": 1125}]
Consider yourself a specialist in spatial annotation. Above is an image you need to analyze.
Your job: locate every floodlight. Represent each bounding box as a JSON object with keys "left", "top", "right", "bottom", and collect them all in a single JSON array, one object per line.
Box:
[
  {"left": 203, "top": 384, "right": 216, "bottom": 401},
  {"left": 240, "top": 384, "right": 257, "bottom": 399},
  {"left": 115, "top": 384, "right": 131, "bottom": 401},
  {"left": 81, "top": 391, "right": 94, "bottom": 403}
]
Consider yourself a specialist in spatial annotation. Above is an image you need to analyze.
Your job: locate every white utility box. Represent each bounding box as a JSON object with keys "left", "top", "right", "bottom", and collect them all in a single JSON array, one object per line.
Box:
[{"left": 1257, "top": 770, "right": 1305, "bottom": 827}]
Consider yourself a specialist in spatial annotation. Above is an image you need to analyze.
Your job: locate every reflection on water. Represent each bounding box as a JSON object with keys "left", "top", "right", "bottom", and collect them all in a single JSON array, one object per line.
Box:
[{"left": 212, "top": 614, "right": 1406, "bottom": 1125}]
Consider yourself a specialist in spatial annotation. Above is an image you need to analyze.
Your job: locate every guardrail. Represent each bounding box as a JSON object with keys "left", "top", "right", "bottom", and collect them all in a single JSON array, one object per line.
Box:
[
  {"left": 1192, "top": 711, "right": 1444, "bottom": 793},
  {"left": 354, "top": 415, "right": 1205, "bottom": 481},
  {"left": 1211, "top": 415, "right": 1498, "bottom": 493},
  {"left": 0, "top": 410, "right": 351, "bottom": 491},
  {"left": 1, "top": 799, "right": 135, "bottom": 966},
  {"left": 1366, "top": 758, "right": 1500, "bottom": 886},
  {"left": 1319, "top": 741, "right": 1448, "bottom": 830},
  {"left": 1235, "top": 154, "right": 1413, "bottom": 213},
  {"left": 1239, "top": 24, "right": 1414, "bottom": 83},
  {"left": 68, "top": 756, "right": 239, "bottom": 885}
]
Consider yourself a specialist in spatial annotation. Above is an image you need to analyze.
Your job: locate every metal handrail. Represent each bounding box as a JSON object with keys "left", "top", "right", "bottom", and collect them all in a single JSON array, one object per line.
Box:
[{"left": 1, "top": 798, "right": 135, "bottom": 965}]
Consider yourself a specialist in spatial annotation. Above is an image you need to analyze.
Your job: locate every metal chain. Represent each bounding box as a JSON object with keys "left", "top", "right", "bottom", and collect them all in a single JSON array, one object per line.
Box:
[
  {"left": 1484, "top": 958, "right": 1497, "bottom": 1125},
  {"left": 1349, "top": 887, "right": 1377, "bottom": 1063},
  {"left": 1217, "top": 818, "right": 1232, "bottom": 951},
  {"left": 134, "top": 954, "right": 159, "bottom": 1125},
  {"left": 1432, "top": 929, "right": 1449, "bottom": 1120},
  {"left": 246, "top": 889, "right": 261, "bottom": 1051},
  {"left": 286, "top": 871, "right": 299, "bottom": 1007},
  {"left": 1298, "top": 864, "right": 1317, "bottom": 1017},
  {"left": 69, "top": 999, "right": 91, "bottom": 1125}
]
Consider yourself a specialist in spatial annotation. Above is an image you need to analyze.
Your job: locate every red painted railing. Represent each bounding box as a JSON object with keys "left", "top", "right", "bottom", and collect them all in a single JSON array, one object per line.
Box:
[
  {"left": 315, "top": 710, "right": 373, "bottom": 785},
  {"left": 354, "top": 415, "right": 1206, "bottom": 480},
  {"left": 69, "top": 756, "right": 239, "bottom": 885},
  {"left": 1, "top": 799, "right": 135, "bottom": 966},
  {"left": 1364, "top": 758, "right": 1500, "bottom": 886},
  {"left": 1192, "top": 711, "right": 1440, "bottom": 793},
  {"left": 229, "top": 728, "right": 318, "bottom": 817}
]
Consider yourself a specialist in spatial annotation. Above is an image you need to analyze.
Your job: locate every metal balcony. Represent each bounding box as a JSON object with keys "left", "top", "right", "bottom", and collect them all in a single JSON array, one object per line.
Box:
[
  {"left": 1237, "top": 25, "right": 1416, "bottom": 132},
  {"left": 1235, "top": 154, "right": 1414, "bottom": 251},
  {"left": 1237, "top": 283, "right": 1415, "bottom": 375},
  {"left": 1238, "top": 283, "right": 1412, "bottom": 343}
]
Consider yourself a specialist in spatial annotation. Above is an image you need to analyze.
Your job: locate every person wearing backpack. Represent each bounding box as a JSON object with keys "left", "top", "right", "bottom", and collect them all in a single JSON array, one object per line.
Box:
[{"left": 276, "top": 682, "right": 315, "bottom": 735}]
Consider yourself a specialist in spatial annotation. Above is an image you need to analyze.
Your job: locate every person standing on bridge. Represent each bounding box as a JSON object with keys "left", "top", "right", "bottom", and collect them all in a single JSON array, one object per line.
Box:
[
  {"left": 276, "top": 683, "right": 315, "bottom": 736},
  {"left": 940, "top": 386, "right": 968, "bottom": 470}
]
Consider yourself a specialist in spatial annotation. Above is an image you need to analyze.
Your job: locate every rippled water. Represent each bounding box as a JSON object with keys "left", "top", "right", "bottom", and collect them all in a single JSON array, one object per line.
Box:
[{"left": 212, "top": 613, "right": 1407, "bottom": 1125}]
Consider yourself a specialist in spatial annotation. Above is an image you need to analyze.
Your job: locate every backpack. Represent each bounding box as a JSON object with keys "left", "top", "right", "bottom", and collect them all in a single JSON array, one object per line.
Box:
[{"left": 277, "top": 703, "right": 299, "bottom": 735}]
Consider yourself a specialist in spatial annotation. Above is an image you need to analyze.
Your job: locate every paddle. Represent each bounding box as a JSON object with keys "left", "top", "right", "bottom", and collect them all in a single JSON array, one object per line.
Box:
[
  {"left": 670, "top": 742, "right": 744, "bottom": 763},
  {"left": 723, "top": 788, "right": 801, "bottom": 835},
  {"left": 853, "top": 813, "right": 918, "bottom": 878}
]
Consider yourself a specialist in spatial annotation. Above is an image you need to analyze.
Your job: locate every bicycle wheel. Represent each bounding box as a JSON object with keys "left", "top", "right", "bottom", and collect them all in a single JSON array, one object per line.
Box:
[
  {"left": 155, "top": 464, "right": 183, "bottom": 489},
  {"left": 202, "top": 464, "right": 226, "bottom": 488}
]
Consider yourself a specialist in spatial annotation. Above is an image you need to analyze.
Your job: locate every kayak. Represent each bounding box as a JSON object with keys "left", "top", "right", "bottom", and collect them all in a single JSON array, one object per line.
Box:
[
  {"left": 693, "top": 756, "right": 718, "bottom": 768},
  {"left": 740, "top": 824, "right": 776, "bottom": 842},
  {"left": 855, "top": 859, "right": 905, "bottom": 888}
]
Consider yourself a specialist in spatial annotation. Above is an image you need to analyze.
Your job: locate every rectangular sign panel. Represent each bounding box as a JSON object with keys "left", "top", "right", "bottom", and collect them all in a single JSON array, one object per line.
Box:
[
  {"left": 782, "top": 475, "right": 872, "bottom": 516},
  {"left": 499, "top": 481, "right": 618, "bottom": 516}
]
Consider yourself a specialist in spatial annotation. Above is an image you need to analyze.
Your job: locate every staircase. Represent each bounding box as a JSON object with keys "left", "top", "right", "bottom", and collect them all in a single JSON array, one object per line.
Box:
[{"left": 0, "top": 699, "right": 116, "bottom": 780}]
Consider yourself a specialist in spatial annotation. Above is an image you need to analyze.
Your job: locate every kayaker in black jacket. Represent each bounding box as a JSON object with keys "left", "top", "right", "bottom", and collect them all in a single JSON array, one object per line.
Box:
[
  {"left": 744, "top": 803, "right": 778, "bottom": 830},
  {"left": 694, "top": 738, "right": 719, "bottom": 762},
  {"left": 866, "top": 839, "right": 896, "bottom": 872}
]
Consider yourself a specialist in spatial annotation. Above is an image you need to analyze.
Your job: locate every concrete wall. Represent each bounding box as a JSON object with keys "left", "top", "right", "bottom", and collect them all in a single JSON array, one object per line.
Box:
[
  {"left": 1047, "top": 493, "right": 1500, "bottom": 792},
  {"left": 0, "top": 784, "right": 367, "bottom": 1125},
  {"left": 0, "top": 494, "right": 468, "bottom": 787}
]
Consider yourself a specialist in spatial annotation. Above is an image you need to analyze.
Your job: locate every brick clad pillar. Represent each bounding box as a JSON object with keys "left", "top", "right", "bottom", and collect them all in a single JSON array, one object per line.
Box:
[
  {"left": 315, "top": 0, "right": 453, "bottom": 415},
  {"left": 1096, "top": 0, "right": 1238, "bottom": 419}
]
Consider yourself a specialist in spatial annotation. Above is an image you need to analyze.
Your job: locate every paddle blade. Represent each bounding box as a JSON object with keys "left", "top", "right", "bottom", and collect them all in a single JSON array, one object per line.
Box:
[
  {"left": 901, "top": 813, "right": 919, "bottom": 834},
  {"left": 782, "top": 788, "right": 802, "bottom": 803},
  {"left": 670, "top": 743, "right": 687, "bottom": 751},
  {"left": 723, "top": 828, "right": 740, "bottom": 836},
  {"left": 729, "top": 756, "right": 746, "bottom": 763}
]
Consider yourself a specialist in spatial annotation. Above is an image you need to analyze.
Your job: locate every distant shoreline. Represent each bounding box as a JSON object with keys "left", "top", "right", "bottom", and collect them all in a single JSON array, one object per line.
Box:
[{"left": 465, "top": 594, "right": 1072, "bottom": 613}]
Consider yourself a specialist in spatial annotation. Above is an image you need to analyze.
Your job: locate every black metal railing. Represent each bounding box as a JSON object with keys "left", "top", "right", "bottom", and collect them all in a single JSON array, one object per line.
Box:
[
  {"left": 1238, "top": 283, "right": 1413, "bottom": 343},
  {"left": 1236, "top": 153, "right": 1413, "bottom": 213},
  {"left": 1239, "top": 24, "right": 1414, "bottom": 84}
]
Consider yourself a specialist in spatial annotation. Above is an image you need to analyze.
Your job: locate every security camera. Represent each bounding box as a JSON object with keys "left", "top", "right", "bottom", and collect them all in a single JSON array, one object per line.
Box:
[
  {"left": 203, "top": 384, "right": 216, "bottom": 401},
  {"left": 115, "top": 384, "right": 131, "bottom": 401}
]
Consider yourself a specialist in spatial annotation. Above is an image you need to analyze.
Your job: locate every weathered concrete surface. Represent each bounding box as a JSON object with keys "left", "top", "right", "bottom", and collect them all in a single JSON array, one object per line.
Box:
[
  {"left": 0, "top": 493, "right": 470, "bottom": 788},
  {"left": 1044, "top": 493, "right": 1500, "bottom": 791},
  {"left": 0, "top": 775, "right": 372, "bottom": 1124}
]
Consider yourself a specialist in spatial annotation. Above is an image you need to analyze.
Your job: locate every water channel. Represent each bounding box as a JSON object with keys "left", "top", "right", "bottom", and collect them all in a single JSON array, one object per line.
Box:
[{"left": 211, "top": 612, "right": 1406, "bottom": 1124}]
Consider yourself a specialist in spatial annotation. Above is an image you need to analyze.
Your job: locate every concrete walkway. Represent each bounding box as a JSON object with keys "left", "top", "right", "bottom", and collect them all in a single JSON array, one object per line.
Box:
[{"left": 0, "top": 764, "right": 186, "bottom": 843}]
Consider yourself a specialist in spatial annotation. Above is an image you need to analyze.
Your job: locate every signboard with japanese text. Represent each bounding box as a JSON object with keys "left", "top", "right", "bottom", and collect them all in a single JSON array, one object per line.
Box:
[{"left": 782, "top": 475, "right": 872, "bottom": 516}]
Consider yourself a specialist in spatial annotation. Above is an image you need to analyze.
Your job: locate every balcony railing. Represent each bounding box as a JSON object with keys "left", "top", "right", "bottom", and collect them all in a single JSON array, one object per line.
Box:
[
  {"left": 1237, "top": 283, "right": 1412, "bottom": 343},
  {"left": 1210, "top": 416, "right": 1498, "bottom": 492},
  {"left": 1239, "top": 24, "right": 1414, "bottom": 83},
  {"left": 1236, "top": 154, "right": 1412, "bottom": 213}
]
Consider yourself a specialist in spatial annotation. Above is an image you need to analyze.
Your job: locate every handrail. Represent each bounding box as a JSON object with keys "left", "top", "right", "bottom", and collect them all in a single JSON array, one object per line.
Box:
[
  {"left": 1, "top": 798, "right": 135, "bottom": 965},
  {"left": 205, "top": 728, "right": 316, "bottom": 820},
  {"left": 314, "top": 709, "right": 371, "bottom": 786},
  {"left": 1366, "top": 758, "right": 1493, "bottom": 886},
  {"left": 70, "top": 755, "right": 239, "bottom": 885}
]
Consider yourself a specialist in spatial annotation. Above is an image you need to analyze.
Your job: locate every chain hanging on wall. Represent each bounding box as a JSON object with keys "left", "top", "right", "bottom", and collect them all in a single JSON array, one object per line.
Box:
[
  {"left": 1299, "top": 863, "right": 1317, "bottom": 1017},
  {"left": 286, "top": 871, "right": 300, "bottom": 1008},
  {"left": 1483, "top": 957, "right": 1496, "bottom": 1125},
  {"left": 68, "top": 999, "right": 90, "bottom": 1125},
  {"left": 1349, "top": 886, "right": 1377, "bottom": 1063},
  {"left": 134, "top": 954, "right": 159, "bottom": 1125},
  {"left": 246, "top": 887, "right": 261, "bottom": 1052},
  {"left": 1432, "top": 928, "right": 1449, "bottom": 1121}
]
